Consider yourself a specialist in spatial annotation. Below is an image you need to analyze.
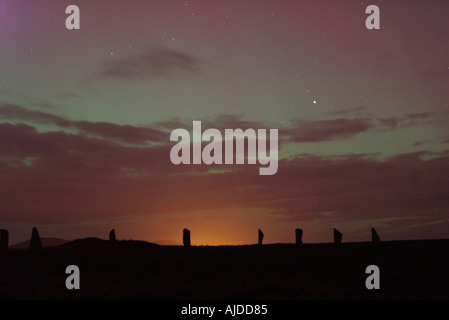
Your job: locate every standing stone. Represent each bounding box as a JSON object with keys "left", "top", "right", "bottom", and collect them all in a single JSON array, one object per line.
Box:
[
  {"left": 0, "top": 229, "right": 8, "bottom": 252},
  {"left": 295, "top": 228, "right": 303, "bottom": 245},
  {"left": 333, "top": 228, "right": 342, "bottom": 244},
  {"left": 29, "top": 227, "right": 42, "bottom": 251},
  {"left": 109, "top": 229, "right": 116, "bottom": 242},
  {"left": 371, "top": 228, "right": 380, "bottom": 242},
  {"left": 183, "top": 228, "right": 191, "bottom": 247},
  {"left": 258, "top": 229, "right": 264, "bottom": 245}
]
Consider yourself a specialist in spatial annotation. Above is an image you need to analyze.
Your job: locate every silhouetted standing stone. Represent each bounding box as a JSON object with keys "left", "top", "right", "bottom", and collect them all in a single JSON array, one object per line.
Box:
[
  {"left": 295, "top": 228, "right": 303, "bottom": 245},
  {"left": 333, "top": 228, "right": 342, "bottom": 244},
  {"left": 0, "top": 229, "right": 8, "bottom": 252},
  {"left": 258, "top": 229, "right": 264, "bottom": 245},
  {"left": 371, "top": 228, "right": 380, "bottom": 242},
  {"left": 183, "top": 228, "right": 191, "bottom": 247},
  {"left": 109, "top": 229, "right": 116, "bottom": 242},
  {"left": 29, "top": 227, "right": 42, "bottom": 251}
]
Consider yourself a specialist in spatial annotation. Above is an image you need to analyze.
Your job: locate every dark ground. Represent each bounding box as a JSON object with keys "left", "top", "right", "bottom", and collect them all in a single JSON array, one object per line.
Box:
[{"left": 0, "top": 238, "right": 448, "bottom": 299}]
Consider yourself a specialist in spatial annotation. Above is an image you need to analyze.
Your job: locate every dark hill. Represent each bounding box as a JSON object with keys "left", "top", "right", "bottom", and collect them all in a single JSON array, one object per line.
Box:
[
  {"left": 60, "top": 237, "right": 159, "bottom": 251},
  {"left": 9, "top": 237, "right": 70, "bottom": 249},
  {"left": 152, "top": 240, "right": 182, "bottom": 246}
]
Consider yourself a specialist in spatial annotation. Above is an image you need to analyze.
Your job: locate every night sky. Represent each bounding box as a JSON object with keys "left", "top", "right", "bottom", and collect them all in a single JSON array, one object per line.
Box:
[{"left": 1, "top": 0, "right": 449, "bottom": 245}]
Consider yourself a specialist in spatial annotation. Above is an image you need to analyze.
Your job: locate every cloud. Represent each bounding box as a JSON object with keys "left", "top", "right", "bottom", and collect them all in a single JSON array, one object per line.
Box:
[
  {"left": 0, "top": 104, "right": 167, "bottom": 145},
  {"left": 412, "top": 140, "right": 432, "bottom": 147},
  {"left": 281, "top": 110, "right": 436, "bottom": 144},
  {"left": 1, "top": 120, "right": 449, "bottom": 243},
  {"left": 405, "top": 112, "right": 432, "bottom": 120},
  {"left": 1, "top": 113, "right": 449, "bottom": 243},
  {"left": 55, "top": 92, "right": 83, "bottom": 100},
  {"left": 2, "top": 104, "right": 449, "bottom": 241},
  {"left": 76, "top": 121, "right": 167, "bottom": 145},
  {"left": 98, "top": 47, "right": 202, "bottom": 80},
  {"left": 157, "top": 114, "right": 373, "bottom": 144},
  {"left": 284, "top": 118, "right": 373, "bottom": 143},
  {"left": 377, "top": 112, "right": 434, "bottom": 130},
  {"left": 0, "top": 103, "right": 441, "bottom": 150},
  {"left": 0, "top": 104, "right": 71, "bottom": 126},
  {"left": 377, "top": 117, "right": 400, "bottom": 128}
]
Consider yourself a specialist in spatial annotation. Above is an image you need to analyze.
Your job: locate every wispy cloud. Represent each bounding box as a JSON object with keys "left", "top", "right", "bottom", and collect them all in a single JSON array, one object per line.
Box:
[
  {"left": 377, "top": 112, "right": 434, "bottom": 130},
  {"left": 0, "top": 104, "right": 167, "bottom": 145},
  {"left": 1, "top": 119, "right": 449, "bottom": 242},
  {"left": 1, "top": 104, "right": 449, "bottom": 241},
  {"left": 97, "top": 47, "right": 202, "bottom": 80},
  {"left": 284, "top": 118, "right": 373, "bottom": 143}
]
